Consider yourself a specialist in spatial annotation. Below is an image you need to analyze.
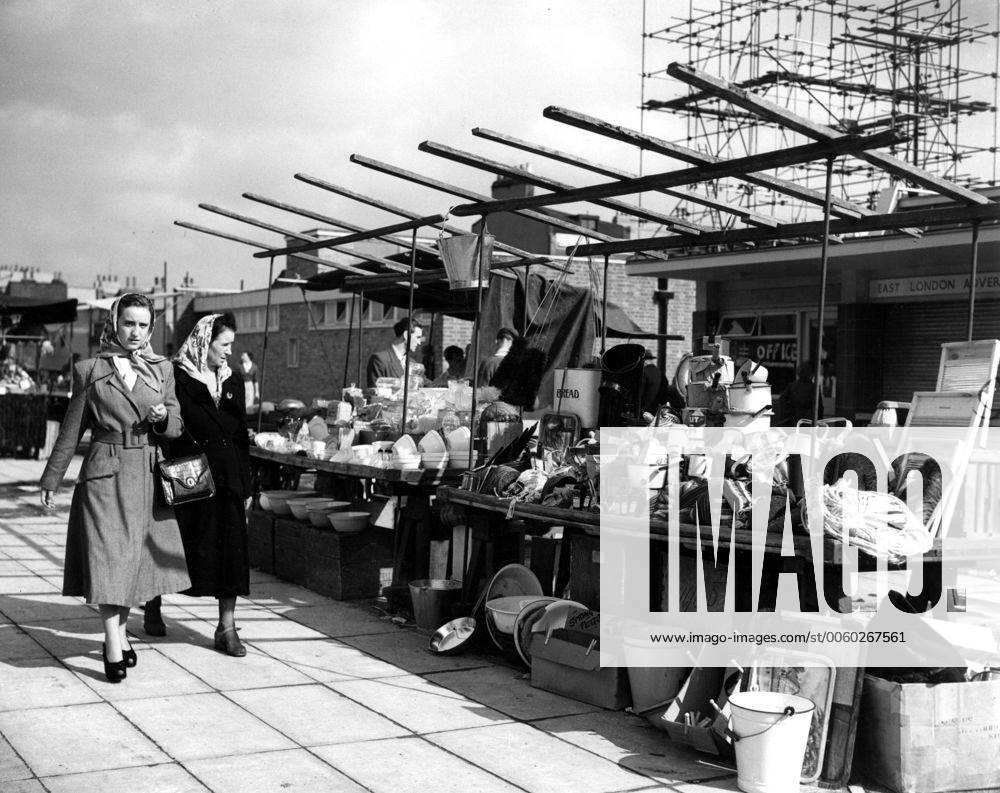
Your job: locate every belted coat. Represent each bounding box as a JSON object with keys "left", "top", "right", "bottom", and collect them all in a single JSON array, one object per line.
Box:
[{"left": 40, "top": 357, "right": 191, "bottom": 605}]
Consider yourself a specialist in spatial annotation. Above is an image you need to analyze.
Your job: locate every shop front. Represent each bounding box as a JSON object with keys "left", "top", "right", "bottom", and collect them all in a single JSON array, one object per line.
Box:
[{"left": 631, "top": 191, "right": 1000, "bottom": 423}]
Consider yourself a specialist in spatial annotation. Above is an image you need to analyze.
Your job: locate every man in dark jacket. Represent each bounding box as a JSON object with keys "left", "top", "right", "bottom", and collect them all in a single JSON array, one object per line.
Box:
[{"left": 366, "top": 316, "right": 423, "bottom": 388}]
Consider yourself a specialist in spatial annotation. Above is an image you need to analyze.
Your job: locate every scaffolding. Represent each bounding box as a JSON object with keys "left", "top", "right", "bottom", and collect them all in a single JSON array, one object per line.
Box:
[{"left": 641, "top": 0, "right": 1000, "bottom": 224}]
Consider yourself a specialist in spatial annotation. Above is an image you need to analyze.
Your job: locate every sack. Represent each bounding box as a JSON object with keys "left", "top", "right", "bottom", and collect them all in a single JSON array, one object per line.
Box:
[{"left": 158, "top": 453, "right": 216, "bottom": 506}]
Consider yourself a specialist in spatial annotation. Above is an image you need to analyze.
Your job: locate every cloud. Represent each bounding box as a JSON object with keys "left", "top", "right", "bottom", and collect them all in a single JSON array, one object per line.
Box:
[{"left": 1, "top": 0, "right": 654, "bottom": 289}]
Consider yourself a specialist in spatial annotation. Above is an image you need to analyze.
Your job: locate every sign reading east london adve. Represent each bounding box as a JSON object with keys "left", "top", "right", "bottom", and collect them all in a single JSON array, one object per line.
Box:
[{"left": 870, "top": 272, "right": 1000, "bottom": 300}]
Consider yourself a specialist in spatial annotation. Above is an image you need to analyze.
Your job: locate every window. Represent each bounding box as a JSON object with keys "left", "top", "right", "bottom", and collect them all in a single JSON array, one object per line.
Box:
[
  {"left": 233, "top": 305, "right": 279, "bottom": 333},
  {"left": 287, "top": 338, "right": 299, "bottom": 368}
]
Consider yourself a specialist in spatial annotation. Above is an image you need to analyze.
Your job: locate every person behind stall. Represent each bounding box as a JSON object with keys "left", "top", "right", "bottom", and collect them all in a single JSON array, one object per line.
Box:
[
  {"left": 239, "top": 351, "right": 259, "bottom": 408},
  {"left": 477, "top": 327, "right": 517, "bottom": 387},
  {"left": 144, "top": 313, "right": 253, "bottom": 655},
  {"left": 779, "top": 362, "right": 822, "bottom": 426},
  {"left": 431, "top": 345, "right": 467, "bottom": 386},
  {"left": 1, "top": 356, "right": 35, "bottom": 392},
  {"left": 366, "top": 315, "right": 423, "bottom": 388},
  {"left": 39, "top": 293, "right": 191, "bottom": 683}
]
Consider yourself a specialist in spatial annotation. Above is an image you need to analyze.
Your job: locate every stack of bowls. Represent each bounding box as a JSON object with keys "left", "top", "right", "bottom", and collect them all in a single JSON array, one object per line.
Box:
[
  {"left": 420, "top": 451, "right": 450, "bottom": 470},
  {"left": 267, "top": 491, "right": 317, "bottom": 516},
  {"left": 258, "top": 490, "right": 291, "bottom": 512},
  {"left": 327, "top": 511, "right": 371, "bottom": 534},
  {"left": 390, "top": 435, "right": 420, "bottom": 470},
  {"left": 418, "top": 430, "right": 449, "bottom": 470},
  {"left": 304, "top": 500, "right": 352, "bottom": 528}
]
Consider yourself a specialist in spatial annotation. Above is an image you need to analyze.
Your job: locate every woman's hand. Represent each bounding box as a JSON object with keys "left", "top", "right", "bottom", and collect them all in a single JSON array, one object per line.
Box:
[
  {"left": 40, "top": 489, "right": 57, "bottom": 510},
  {"left": 147, "top": 403, "right": 167, "bottom": 424}
]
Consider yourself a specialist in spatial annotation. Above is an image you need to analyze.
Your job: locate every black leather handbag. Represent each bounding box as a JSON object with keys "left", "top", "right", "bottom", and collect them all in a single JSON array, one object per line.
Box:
[{"left": 158, "top": 433, "right": 216, "bottom": 506}]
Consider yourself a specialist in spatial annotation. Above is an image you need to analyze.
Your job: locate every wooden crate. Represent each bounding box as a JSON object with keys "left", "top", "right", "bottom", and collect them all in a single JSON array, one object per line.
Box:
[{"left": 273, "top": 517, "right": 393, "bottom": 600}]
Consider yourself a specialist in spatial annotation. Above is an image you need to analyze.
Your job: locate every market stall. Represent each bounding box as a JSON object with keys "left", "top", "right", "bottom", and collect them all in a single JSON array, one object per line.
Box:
[
  {"left": 170, "top": 62, "right": 1000, "bottom": 791},
  {"left": 0, "top": 294, "right": 77, "bottom": 457}
]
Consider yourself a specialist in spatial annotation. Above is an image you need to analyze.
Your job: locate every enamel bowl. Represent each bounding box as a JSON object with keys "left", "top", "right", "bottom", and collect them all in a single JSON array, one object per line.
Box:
[{"left": 327, "top": 511, "right": 371, "bottom": 534}]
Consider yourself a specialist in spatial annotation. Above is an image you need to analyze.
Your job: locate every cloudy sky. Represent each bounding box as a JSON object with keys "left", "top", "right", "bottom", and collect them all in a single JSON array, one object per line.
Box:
[
  {"left": 3, "top": 1, "right": 996, "bottom": 293},
  {"left": 1, "top": 0, "right": 662, "bottom": 292}
]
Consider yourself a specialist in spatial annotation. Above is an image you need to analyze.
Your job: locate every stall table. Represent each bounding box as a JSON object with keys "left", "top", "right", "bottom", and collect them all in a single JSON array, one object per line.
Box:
[
  {"left": 0, "top": 393, "right": 50, "bottom": 458},
  {"left": 250, "top": 447, "right": 462, "bottom": 588}
]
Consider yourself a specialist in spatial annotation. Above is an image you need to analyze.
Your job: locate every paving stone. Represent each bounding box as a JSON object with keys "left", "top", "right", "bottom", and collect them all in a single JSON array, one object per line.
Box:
[
  {"left": 116, "top": 692, "right": 295, "bottom": 761},
  {"left": 186, "top": 748, "right": 366, "bottom": 792},
  {"left": 313, "top": 736, "right": 522, "bottom": 793},
  {"left": 0, "top": 779, "right": 47, "bottom": 792},
  {"left": 275, "top": 602, "right": 399, "bottom": 637},
  {"left": 42, "top": 762, "right": 209, "bottom": 793},
  {"left": 0, "top": 624, "right": 50, "bottom": 662},
  {"left": 0, "top": 702, "right": 167, "bottom": 776},
  {"left": 338, "top": 630, "right": 497, "bottom": 675},
  {"left": 246, "top": 580, "right": 339, "bottom": 610},
  {"left": 425, "top": 666, "right": 602, "bottom": 721},
  {"left": 330, "top": 675, "right": 512, "bottom": 734},
  {"left": 0, "top": 594, "right": 96, "bottom": 622},
  {"left": 427, "top": 722, "right": 656, "bottom": 793},
  {"left": 65, "top": 649, "right": 212, "bottom": 700},
  {"left": 227, "top": 614, "right": 329, "bottom": 643},
  {"left": 228, "top": 684, "right": 409, "bottom": 746},
  {"left": 535, "top": 710, "right": 734, "bottom": 783},
  {"left": 20, "top": 617, "right": 110, "bottom": 658},
  {"left": 0, "top": 657, "right": 100, "bottom": 711},
  {"left": 155, "top": 641, "right": 312, "bottom": 691},
  {"left": 668, "top": 777, "right": 741, "bottom": 792},
  {"left": 0, "top": 576, "right": 59, "bottom": 595},
  {"left": 252, "top": 636, "right": 407, "bottom": 683},
  {"left": 0, "top": 731, "right": 31, "bottom": 783}
]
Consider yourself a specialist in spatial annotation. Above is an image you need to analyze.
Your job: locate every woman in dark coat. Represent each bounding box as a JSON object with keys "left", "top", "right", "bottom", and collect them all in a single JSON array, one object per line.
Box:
[
  {"left": 150, "top": 312, "right": 252, "bottom": 656},
  {"left": 40, "top": 293, "right": 190, "bottom": 682}
]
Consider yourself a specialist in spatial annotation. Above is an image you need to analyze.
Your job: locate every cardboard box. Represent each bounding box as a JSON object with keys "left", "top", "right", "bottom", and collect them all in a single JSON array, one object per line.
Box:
[
  {"left": 858, "top": 674, "right": 1000, "bottom": 793},
  {"left": 530, "top": 627, "right": 630, "bottom": 710},
  {"left": 655, "top": 666, "right": 733, "bottom": 756}
]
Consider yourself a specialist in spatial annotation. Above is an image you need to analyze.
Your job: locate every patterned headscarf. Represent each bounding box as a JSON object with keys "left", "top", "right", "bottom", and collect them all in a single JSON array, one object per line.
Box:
[
  {"left": 98, "top": 294, "right": 165, "bottom": 387},
  {"left": 173, "top": 314, "right": 233, "bottom": 405}
]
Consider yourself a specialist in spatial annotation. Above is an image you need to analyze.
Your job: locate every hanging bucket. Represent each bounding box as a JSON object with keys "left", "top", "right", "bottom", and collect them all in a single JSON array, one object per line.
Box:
[
  {"left": 439, "top": 233, "right": 494, "bottom": 290},
  {"left": 728, "top": 691, "right": 814, "bottom": 793}
]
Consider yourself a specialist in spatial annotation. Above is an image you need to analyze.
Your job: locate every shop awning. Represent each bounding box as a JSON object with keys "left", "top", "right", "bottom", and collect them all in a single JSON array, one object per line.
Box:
[{"left": 0, "top": 296, "right": 78, "bottom": 326}]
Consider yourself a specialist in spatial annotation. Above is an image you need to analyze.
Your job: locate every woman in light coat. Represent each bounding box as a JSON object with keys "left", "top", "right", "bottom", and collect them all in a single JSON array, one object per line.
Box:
[{"left": 40, "top": 293, "right": 190, "bottom": 682}]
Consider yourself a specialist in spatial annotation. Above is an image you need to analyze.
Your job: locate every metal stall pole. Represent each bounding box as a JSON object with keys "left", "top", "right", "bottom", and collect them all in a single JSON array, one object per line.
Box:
[
  {"left": 467, "top": 220, "right": 489, "bottom": 470},
  {"left": 400, "top": 228, "right": 419, "bottom": 435},
  {"left": 812, "top": 157, "right": 835, "bottom": 427},
  {"left": 967, "top": 221, "right": 982, "bottom": 342},
  {"left": 521, "top": 262, "right": 531, "bottom": 338},
  {"left": 256, "top": 256, "right": 276, "bottom": 434},
  {"left": 343, "top": 292, "right": 356, "bottom": 391},
  {"left": 601, "top": 254, "right": 610, "bottom": 355},
  {"left": 357, "top": 292, "right": 364, "bottom": 387}
]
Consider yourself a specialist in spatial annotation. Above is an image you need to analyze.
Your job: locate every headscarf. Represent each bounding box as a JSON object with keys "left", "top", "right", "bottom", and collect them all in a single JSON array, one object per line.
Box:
[
  {"left": 173, "top": 314, "right": 232, "bottom": 405},
  {"left": 98, "top": 294, "right": 166, "bottom": 388}
]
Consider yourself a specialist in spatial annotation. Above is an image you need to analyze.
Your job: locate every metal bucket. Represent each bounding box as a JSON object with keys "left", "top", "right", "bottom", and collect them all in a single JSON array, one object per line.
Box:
[
  {"left": 408, "top": 579, "right": 462, "bottom": 631},
  {"left": 439, "top": 233, "right": 494, "bottom": 290}
]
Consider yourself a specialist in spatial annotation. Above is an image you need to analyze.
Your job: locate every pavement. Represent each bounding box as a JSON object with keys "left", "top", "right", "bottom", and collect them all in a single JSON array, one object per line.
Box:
[{"left": 0, "top": 455, "right": 742, "bottom": 793}]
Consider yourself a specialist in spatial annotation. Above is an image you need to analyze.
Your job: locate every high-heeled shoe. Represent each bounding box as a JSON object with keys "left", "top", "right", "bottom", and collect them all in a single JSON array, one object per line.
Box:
[
  {"left": 102, "top": 644, "right": 127, "bottom": 683},
  {"left": 213, "top": 626, "right": 246, "bottom": 657},
  {"left": 142, "top": 597, "right": 166, "bottom": 637},
  {"left": 122, "top": 643, "right": 137, "bottom": 668}
]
